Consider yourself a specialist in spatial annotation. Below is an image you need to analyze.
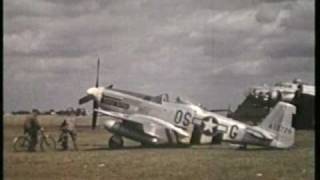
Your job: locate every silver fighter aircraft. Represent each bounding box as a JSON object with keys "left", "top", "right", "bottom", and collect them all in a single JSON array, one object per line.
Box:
[{"left": 79, "top": 59, "right": 296, "bottom": 149}]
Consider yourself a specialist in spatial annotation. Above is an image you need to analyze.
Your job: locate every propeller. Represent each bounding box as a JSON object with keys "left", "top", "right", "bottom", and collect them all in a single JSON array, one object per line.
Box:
[
  {"left": 78, "top": 57, "right": 100, "bottom": 129},
  {"left": 92, "top": 57, "right": 100, "bottom": 129},
  {"left": 79, "top": 95, "right": 94, "bottom": 105},
  {"left": 95, "top": 57, "right": 100, "bottom": 87}
]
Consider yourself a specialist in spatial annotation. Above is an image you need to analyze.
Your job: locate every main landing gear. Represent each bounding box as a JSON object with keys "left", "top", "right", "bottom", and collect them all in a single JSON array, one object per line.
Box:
[{"left": 109, "top": 135, "right": 124, "bottom": 149}]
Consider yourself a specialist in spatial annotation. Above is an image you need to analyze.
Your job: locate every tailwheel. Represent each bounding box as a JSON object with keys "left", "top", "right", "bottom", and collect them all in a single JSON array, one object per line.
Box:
[
  {"left": 238, "top": 144, "right": 247, "bottom": 150},
  {"left": 109, "top": 135, "right": 124, "bottom": 149}
]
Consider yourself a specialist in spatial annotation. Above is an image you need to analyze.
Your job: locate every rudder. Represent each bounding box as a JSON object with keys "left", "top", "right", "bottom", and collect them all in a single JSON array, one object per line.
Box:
[{"left": 258, "top": 102, "right": 296, "bottom": 148}]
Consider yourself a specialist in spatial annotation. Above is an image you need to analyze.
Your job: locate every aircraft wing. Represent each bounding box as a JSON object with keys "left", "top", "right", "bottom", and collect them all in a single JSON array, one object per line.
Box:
[
  {"left": 302, "top": 85, "right": 315, "bottom": 96},
  {"left": 95, "top": 109, "right": 190, "bottom": 137}
]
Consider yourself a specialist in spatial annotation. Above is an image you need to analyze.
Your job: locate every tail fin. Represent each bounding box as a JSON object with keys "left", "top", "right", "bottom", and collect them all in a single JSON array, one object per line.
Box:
[{"left": 259, "top": 102, "right": 296, "bottom": 148}]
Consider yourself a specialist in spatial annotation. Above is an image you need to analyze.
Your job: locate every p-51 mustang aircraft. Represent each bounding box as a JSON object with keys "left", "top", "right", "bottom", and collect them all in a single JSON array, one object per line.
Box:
[{"left": 79, "top": 59, "right": 296, "bottom": 149}]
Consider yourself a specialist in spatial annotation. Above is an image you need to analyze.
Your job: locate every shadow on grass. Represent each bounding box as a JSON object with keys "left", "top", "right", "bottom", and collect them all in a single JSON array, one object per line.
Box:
[
  {"left": 80, "top": 144, "right": 288, "bottom": 152},
  {"left": 82, "top": 144, "right": 193, "bottom": 151}
]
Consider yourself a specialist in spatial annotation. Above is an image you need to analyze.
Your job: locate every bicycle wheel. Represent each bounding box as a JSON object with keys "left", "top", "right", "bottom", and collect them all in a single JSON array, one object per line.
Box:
[
  {"left": 40, "top": 135, "right": 56, "bottom": 151},
  {"left": 13, "top": 136, "right": 30, "bottom": 152},
  {"left": 60, "top": 134, "right": 69, "bottom": 150}
]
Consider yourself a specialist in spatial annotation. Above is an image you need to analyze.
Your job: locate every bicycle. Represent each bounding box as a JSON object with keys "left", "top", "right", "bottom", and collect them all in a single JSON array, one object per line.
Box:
[{"left": 13, "top": 130, "right": 57, "bottom": 152}]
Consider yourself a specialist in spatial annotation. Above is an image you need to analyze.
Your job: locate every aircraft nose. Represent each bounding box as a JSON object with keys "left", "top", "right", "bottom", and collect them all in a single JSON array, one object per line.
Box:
[
  {"left": 87, "top": 87, "right": 98, "bottom": 95},
  {"left": 104, "top": 119, "right": 117, "bottom": 130},
  {"left": 86, "top": 87, "right": 104, "bottom": 100},
  {"left": 79, "top": 87, "right": 101, "bottom": 105}
]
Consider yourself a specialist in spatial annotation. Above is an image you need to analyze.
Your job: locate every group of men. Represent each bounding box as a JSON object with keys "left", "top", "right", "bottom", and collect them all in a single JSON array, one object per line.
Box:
[{"left": 23, "top": 110, "right": 78, "bottom": 152}]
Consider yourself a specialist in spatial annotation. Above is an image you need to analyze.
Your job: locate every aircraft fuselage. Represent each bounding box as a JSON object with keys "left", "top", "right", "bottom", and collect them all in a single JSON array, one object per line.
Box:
[{"left": 96, "top": 88, "right": 293, "bottom": 148}]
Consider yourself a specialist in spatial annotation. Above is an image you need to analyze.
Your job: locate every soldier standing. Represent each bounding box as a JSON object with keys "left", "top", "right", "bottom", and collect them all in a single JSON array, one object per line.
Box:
[
  {"left": 59, "top": 110, "right": 78, "bottom": 150},
  {"left": 23, "top": 110, "right": 43, "bottom": 152}
]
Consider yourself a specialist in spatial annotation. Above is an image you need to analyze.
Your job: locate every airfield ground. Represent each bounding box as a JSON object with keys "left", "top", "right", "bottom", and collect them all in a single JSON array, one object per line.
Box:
[{"left": 4, "top": 115, "right": 314, "bottom": 180}]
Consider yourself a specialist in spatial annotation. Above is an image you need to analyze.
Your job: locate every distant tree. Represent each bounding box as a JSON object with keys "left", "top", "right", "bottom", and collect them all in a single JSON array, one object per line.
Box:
[
  {"left": 49, "top": 109, "right": 56, "bottom": 115},
  {"left": 56, "top": 110, "right": 67, "bottom": 115},
  {"left": 81, "top": 108, "right": 87, "bottom": 116},
  {"left": 12, "top": 110, "right": 30, "bottom": 115},
  {"left": 32, "top": 109, "right": 40, "bottom": 114},
  {"left": 75, "top": 108, "right": 81, "bottom": 116},
  {"left": 76, "top": 108, "right": 87, "bottom": 116},
  {"left": 43, "top": 110, "right": 53, "bottom": 115}
]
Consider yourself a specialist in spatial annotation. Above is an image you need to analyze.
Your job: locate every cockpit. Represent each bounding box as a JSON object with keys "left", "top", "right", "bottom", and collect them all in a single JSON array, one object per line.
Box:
[
  {"left": 144, "top": 93, "right": 193, "bottom": 105},
  {"left": 175, "top": 96, "right": 190, "bottom": 104},
  {"left": 145, "top": 93, "right": 169, "bottom": 104},
  {"left": 108, "top": 88, "right": 201, "bottom": 107}
]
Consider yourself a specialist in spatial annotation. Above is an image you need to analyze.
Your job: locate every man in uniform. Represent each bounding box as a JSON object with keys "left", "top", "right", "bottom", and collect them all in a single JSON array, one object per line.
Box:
[
  {"left": 59, "top": 109, "right": 78, "bottom": 150},
  {"left": 23, "top": 110, "right": 43, "bottom": 152}
]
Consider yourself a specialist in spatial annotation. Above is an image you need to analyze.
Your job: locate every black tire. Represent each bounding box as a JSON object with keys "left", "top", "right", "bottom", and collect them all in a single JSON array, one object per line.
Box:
[
  {"left": 61, "top": 142, "right": 68, "bottom": 150},
  {"left": 58, "top": 133, "right": 69, "bottom": 150},
  {"left": 40, "top": 135, "right": 56, "bottom": 151},
  {"left": 61, "top": 136, "right": 68, "bottom": 150},
  {"left": 58, "top": 132, "right": 69, "bottom": 151},
  {"left": 238, "top": 144, "right": 247, "bottom": 150},
  {"left": 13, "top": 136, "right": 30, "bottom": 152},
  {"left": 109, "top": 136, "right": 124, "bottom": 149}
]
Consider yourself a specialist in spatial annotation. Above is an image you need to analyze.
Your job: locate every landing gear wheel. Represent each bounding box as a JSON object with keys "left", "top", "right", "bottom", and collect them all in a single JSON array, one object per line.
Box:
[{"left": 109, "top": 135, "right": 124, "bottom": 149}]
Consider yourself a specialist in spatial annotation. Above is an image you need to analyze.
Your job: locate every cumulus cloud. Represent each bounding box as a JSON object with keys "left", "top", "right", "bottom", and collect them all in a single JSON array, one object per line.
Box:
[{"left": 3, "top": 0, "right": 314, "bottom": 112}]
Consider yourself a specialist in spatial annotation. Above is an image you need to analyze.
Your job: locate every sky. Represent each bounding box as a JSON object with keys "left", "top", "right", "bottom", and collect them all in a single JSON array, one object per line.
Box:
[{"left": 4, "top": 0, "right": 314, "bottom": 113}]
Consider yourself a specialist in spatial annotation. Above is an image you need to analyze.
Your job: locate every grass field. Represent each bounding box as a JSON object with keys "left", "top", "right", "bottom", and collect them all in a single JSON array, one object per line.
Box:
[{"left": 4, "top": 115, "right": 314, "bottom": 180}]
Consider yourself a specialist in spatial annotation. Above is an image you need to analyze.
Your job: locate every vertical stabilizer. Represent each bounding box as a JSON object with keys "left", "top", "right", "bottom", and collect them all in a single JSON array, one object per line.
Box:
[{"left": 259, "top": 102, "right": 296, "bottom": 148}]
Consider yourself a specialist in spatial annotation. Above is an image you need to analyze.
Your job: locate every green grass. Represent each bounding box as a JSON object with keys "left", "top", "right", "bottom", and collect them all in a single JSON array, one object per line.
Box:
[{"left": 3, "top": 115, "right": 314, "bottom": 180}]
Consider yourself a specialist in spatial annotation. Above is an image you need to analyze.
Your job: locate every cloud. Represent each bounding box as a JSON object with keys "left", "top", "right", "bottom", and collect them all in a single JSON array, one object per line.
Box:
[
  {"left": 3, "top": 0, "right": 314, "bottom": 112},
  {"left": 4, "top": 0, "right": 111, "bottom": 19},
  {"left": 256, "top": 3, "right": 281, "bottom": 23}
]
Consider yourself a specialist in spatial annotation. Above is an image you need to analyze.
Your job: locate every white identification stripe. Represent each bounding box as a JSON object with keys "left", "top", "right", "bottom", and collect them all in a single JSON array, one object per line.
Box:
[{"left": 217, "top": 125, "right": 228, "bottom": 132}]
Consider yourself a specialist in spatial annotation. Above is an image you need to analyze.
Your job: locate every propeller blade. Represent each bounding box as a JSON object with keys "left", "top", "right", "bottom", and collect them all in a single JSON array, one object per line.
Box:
[
  {"left": 92, "top": 101, "right": 98, "bottom": 129},
  {"left": 79, "top": 95, "right": 94, "bottom": 105},
  {"left": 95, "top": 57, "right": 100, "bottom": 87}
]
